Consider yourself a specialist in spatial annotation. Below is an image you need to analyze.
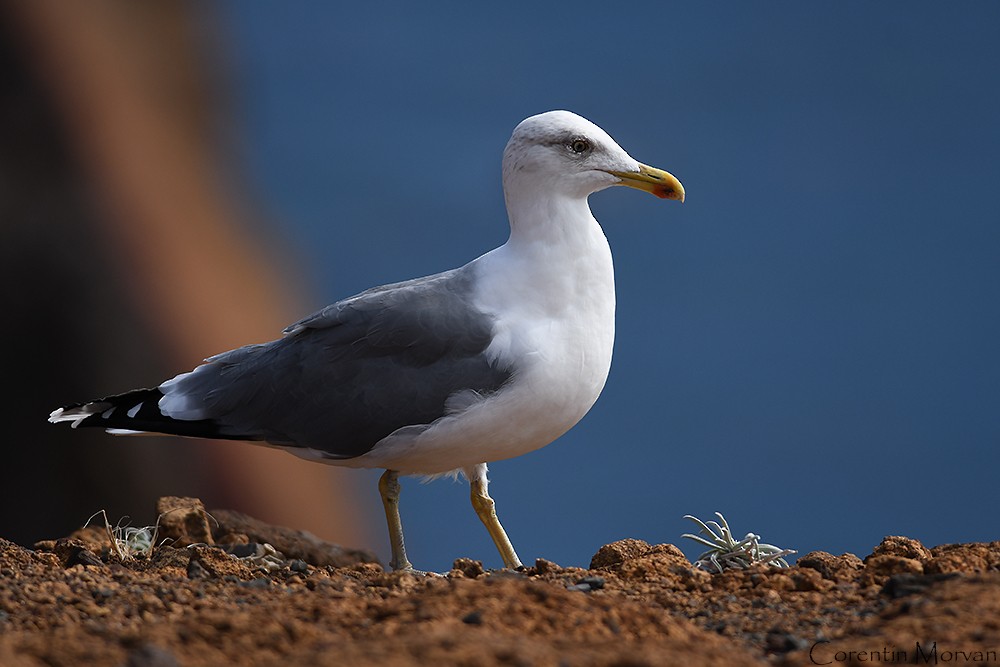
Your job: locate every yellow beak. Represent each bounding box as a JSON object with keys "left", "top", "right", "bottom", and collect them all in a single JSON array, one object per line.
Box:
[{"left": 607, "top": 163, "right": 685, "bottom": 202}]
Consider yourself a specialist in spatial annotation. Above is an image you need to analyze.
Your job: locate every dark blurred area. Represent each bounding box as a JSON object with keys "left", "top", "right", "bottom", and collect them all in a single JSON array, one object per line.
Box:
[{"left": 0, "top": 1, "right": 376, "bottom": 551}]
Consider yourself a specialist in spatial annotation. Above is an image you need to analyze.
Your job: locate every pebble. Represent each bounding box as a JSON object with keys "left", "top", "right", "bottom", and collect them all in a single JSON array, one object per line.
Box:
[
  {"left": 186, "top": 560, "right": 210, "bottom": 580},
  {"left": 240, "top": 577, "right": 271, "bottom": 590},
  {"left": 461, "top": 610, "right": 484, "bottom": 625},
  {"left": 124, "top": 644, "right": 179, "bottom": 667},
  {"left": 567, "top": 576, "right": 605, "bottom": 592}
]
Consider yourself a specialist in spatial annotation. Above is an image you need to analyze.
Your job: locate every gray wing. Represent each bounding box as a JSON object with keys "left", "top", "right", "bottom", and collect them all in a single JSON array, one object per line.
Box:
[{"left": 160, "top": 266, "right": 513, "bottom": 458}]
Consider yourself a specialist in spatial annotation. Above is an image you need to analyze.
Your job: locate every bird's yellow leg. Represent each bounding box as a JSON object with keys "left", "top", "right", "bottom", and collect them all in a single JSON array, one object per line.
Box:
[
  {"left": 378, "top": 469, "right": 414, "bottom": 572},
  {"left": 469, "top": 473, "right": 523, "bottom": 570}
]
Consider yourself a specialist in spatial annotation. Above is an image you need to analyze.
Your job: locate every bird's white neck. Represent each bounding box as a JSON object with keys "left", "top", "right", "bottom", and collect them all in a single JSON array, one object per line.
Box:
[
  {"left": 504, "top": 182, "right": 606, "bottom": 253},
  {"left": 472, "top": 184, "right": 615, "bottom": 323}
]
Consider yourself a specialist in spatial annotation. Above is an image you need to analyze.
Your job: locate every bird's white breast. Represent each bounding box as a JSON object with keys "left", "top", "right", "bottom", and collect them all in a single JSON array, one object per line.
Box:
[{"left": 355, "top": 205, "right": 617, "bottom": 475}]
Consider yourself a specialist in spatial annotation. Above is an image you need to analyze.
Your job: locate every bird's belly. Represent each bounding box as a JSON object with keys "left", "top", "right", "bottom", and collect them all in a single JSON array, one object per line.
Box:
[{"left": 354, "top": 316, "right": 614, "bottom": 475}]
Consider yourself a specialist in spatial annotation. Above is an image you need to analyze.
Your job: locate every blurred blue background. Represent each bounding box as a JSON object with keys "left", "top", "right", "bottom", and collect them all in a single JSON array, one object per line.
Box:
[{"left": 215, "top": 2, "right": 999, "bottom": 571}]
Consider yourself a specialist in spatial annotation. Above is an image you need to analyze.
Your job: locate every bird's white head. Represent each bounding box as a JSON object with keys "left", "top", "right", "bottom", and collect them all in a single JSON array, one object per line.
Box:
[{"left": 502, "top": 110, "right": 685, "bottom": 203}]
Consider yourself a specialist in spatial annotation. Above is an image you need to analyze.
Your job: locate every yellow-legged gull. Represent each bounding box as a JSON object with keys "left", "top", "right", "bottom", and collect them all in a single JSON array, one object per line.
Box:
[{"left": 49, "top": 110, "right": 685, "bottom": 571}]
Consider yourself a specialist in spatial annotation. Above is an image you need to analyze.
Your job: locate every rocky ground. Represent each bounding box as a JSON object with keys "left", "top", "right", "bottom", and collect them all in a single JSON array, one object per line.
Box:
[{"left": 1, "top": 497, "right": 998, "bottom": 666}]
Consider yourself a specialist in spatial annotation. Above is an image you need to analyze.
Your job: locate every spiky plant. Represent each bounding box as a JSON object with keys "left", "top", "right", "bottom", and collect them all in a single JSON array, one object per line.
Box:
[
  {"left": 681, "top": 512, "right": 796, "bottom": 573},
  {"left": 84, "top": 510, "right": 162, "bottom": 561}
]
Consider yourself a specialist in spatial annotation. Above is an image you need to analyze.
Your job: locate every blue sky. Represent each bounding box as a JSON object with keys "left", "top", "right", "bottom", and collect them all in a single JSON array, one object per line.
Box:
[{"left": 216, "top": 2, "right": 1000, "bottom": 571}]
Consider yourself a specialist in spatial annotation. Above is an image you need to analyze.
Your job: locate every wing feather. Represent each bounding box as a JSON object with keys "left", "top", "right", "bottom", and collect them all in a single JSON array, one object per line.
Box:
[{"left": 159, "top": 265, "right": 512, "bottom": 458}]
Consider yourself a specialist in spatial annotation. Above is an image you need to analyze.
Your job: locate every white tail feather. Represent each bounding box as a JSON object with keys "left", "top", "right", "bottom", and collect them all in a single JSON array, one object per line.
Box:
[{"left": 48, "top": 404, "right": 108, "bottom": 428}]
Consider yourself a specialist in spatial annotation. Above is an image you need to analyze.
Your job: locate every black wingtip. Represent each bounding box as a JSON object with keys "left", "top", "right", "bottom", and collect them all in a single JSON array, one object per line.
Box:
[{"left": 49, "top": 387, "right": 252, "bottom": 441}]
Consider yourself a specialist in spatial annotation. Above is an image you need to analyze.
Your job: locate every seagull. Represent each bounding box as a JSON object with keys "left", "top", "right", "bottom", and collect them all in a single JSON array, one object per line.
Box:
[{"left": 49, "top": 110, "right": 684, "bottom": 572}]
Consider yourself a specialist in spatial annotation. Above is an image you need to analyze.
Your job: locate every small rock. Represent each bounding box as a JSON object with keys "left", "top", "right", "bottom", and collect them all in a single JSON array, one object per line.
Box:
[
  {"left": 38, "top": 526, "right": 110, "bottom": 559},
  {"left": 567, "top": 575, "right": 606, "bottom": 592},
  {"left": 124, "top": 644, "right": 179, "bottom": 667},
  {"left": 225, "top": 543, "right": 265, "bottom": 559},
  {"left": 765, "top": 631, "right": 810, "bottom": 653},
  {"left": 759, "top": 589, "right": 783, "bottom": 605},
  {"left": 790, "top": 568, "right": 833, "bottom": 592},
  {"left": 53, "top": 539, "right": 104, "bottom": 569},
  {"left": 926, "top": 542, "right": 998, "bottom": 574},
  {"left": 881, "top": 572, "right": 961, "bottom": 599},
  {"left": 220, "top": 543, "right": 285, "bottom": 571},
  {"left": 614, "top": 549, "right": 695, "bottom": 584},
  {"left": 862, "top": 555, "right": 924, "bottom": 586},
  {"left": 155, "top": 497, "right": 214, "bottom": 547},
  {"left": 647, "top": 543, "right": 688, "bottom": 559},
  {"left": 63, "top": 526, "right": 113, "bottom": 555},
  {"left": 461, "top": 610, "right": 484, "bottom": 625},
  {"left": 754, "top": 572, "right": 794, "bottom": 592},
  {"left": 797, "top": 551, "right": 864, "bottom": 582},
  {"left": 674, "top": 565, "right": 712, "bottom": 590},
  {"left": 590, "top": 539, "right": 652, "bottom": 569},
  {"left": 150, "top": 545, "right": 191, "bottom": 571},
  {"left": 240, "top": 577, "right": 271, "bottom": 590},
  {"left": 188, "top": 545, "right": 260, "bottom": 579},
  {"left": 866, "top": 536, "right": 932, "bottom": 562},
  {"left": 186, "top": 559, "right": 210, "bottom": 580},
  {"left": 92, "top": 587, "right": 116, "bottom": 600},
  {"left": 289, "top": 559, "right": 309, "bottom": 573},
  {"left": 32, "top": 539, "right": 56, "bottom": 552},
  {"left": 533, "top": 558, "right": 559, "bottom": 575},
  {"left": 452, "top": 558, "right": 485, "bottom": 578},
  {"left": 924, "top": 553, "right": 983, "bottom": 575},
  {"left": 216, "top": 532, "right": 250, "bottom": 546}
]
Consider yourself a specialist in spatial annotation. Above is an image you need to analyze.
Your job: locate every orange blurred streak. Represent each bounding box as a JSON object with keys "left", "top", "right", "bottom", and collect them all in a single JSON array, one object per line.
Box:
[{"left": 8, "top": 0, "right": 376, "bottom": 549}]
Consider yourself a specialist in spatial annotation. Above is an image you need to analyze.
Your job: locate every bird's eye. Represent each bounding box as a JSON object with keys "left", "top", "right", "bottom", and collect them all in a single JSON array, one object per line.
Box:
[{"left": 570, "top": 139, "right": 590, "bottom": 154}]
